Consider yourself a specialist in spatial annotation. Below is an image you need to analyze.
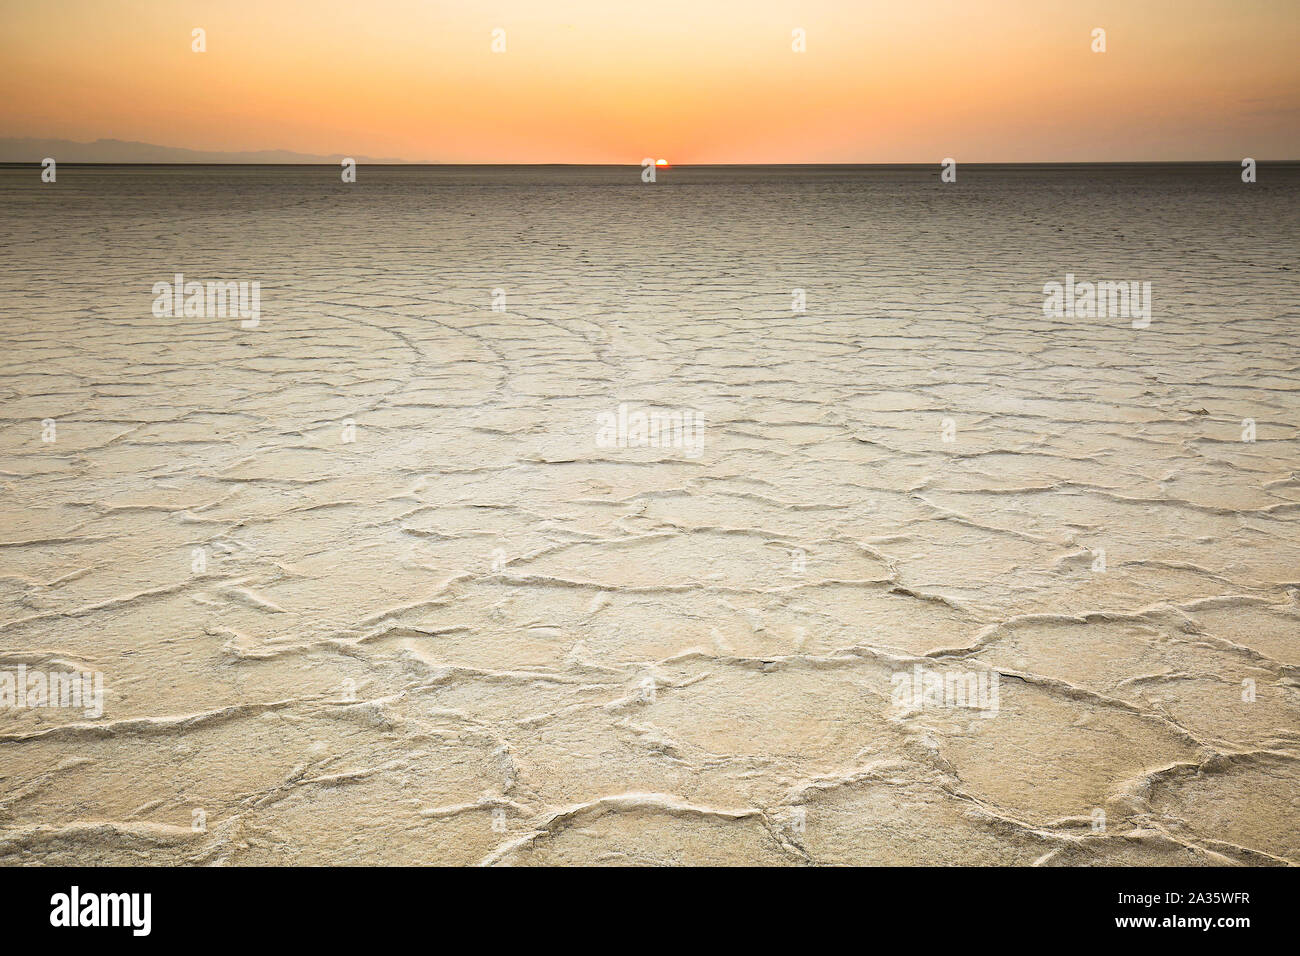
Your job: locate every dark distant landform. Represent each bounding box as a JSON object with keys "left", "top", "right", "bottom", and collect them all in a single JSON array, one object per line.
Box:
[{"left": 0, "top": 137, "right": 416, "bottom": 164}]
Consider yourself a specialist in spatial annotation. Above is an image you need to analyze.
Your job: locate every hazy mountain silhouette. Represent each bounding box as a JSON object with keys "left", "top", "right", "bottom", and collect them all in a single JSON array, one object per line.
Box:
[{"left": 0, "top": 137, "right": 419, "bottom": 164}]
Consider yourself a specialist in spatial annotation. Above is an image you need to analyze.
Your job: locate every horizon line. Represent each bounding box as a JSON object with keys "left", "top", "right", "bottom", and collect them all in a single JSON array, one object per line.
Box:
[{"left": 4, "top": 159, "right": 1298, "bottom": 167}]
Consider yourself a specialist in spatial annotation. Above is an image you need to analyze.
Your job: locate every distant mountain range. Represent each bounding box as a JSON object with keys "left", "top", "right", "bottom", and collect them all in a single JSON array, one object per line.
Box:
[{"left": 0, "top": 137, "right": 417, "bottom": 164}]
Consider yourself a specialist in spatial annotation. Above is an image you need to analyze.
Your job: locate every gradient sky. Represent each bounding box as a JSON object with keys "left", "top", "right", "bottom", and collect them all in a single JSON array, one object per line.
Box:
[{"left": 2, "top": 0, "right": 1297, "bottom": 162}]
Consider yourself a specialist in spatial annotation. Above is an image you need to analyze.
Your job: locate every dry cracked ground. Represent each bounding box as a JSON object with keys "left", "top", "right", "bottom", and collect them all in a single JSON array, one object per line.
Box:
[{"left": 0, "top": 165, "right": 1298, "bottom": 865}]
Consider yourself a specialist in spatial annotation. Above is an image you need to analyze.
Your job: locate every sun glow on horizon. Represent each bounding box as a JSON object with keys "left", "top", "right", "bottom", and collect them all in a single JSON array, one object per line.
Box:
[{"left": 0, "top": 0, "right": 1297, "bottom": 163}]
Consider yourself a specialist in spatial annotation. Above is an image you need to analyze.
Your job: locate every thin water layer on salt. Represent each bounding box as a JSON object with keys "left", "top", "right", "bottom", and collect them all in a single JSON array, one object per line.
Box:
[{"left": 0, "top": 164, "right": 1297, "bottom": 865}]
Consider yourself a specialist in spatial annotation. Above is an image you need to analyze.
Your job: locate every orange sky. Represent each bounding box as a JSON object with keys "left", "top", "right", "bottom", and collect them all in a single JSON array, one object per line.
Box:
[{"left": 2, "top": 0, "right": 1297, "bottom": 162}]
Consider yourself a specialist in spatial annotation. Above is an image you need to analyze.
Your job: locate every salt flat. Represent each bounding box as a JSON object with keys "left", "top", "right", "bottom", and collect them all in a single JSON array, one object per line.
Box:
[{"left": 0, "top": 164, "right": 1297, "bottom": 865}]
